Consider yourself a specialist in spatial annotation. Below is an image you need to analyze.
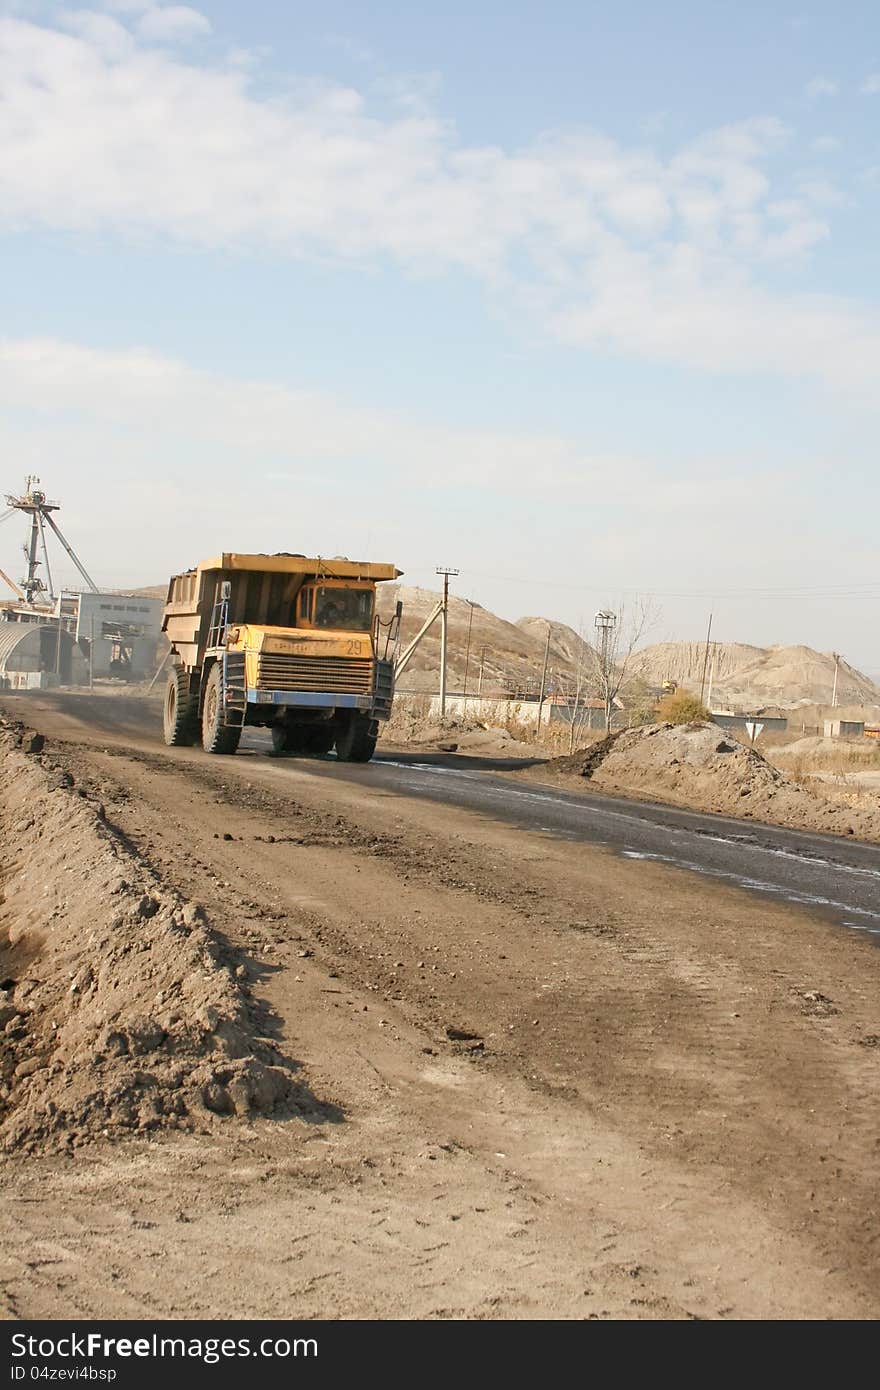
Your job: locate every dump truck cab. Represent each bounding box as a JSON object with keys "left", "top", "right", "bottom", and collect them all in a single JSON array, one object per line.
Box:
[{"left": 161, "top": 553, "right": 402, "bottom": 762}]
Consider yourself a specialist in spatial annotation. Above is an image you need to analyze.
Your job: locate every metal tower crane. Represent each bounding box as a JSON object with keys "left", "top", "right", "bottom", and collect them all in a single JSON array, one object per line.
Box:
[{"left": 1, "top": 477, "right": 99, "bottom": 604}]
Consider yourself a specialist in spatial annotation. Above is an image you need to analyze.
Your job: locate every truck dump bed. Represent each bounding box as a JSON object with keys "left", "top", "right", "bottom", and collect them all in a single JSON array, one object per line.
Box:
[{"left": 163, "top": 554, "right": 401, "bottom": 668}]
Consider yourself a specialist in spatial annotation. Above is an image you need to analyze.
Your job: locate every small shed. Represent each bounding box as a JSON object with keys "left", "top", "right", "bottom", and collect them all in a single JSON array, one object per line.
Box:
[
  {"left": 0, "top": 620, "right": 88, "bottom": 688},
  {"left": 824, "top": 719, "right": 866, "bottom": 738}
]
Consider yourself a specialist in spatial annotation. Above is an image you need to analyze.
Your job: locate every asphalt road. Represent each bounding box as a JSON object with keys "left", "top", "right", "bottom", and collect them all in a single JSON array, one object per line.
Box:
[
  {"left": 289, "top": 747, "right": 880, "bottom": 935},
  {"left": 6, "top": 690, "right": 880, "bottom": 934}
]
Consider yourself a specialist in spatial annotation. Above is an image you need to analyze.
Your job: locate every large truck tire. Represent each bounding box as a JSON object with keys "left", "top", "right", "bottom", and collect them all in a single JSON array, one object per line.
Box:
[
  {"left": 163, "top": 667, "right": 199, "bottom": 747},
  {"left": 335, "top": 714, "right": 378, "bottom": 763},
  {"left": 201, "top": 664, "right": 242, "bottom": 755}
]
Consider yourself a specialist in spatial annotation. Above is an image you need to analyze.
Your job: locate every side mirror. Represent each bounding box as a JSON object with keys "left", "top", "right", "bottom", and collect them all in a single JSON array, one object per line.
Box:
[
  {"left": 395, "top": 601, "right": 403, "bottom": 619},
  {"left": 221, "top": 581, "right": 231, "bottom": 601}
]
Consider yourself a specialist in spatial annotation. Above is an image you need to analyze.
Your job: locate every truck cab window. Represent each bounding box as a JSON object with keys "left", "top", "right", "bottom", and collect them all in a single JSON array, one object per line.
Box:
[{"left": 313, "top": 587, "right": 373, "bottom": 631}]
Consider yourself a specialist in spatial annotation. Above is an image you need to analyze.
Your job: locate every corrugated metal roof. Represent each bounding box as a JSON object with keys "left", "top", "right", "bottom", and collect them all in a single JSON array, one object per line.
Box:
[
  {"left": 0, "top": 621, "right": 40, "bottom": 668},
  {"left": 0, "top": 620, "right": 76, "bottom": 673}
]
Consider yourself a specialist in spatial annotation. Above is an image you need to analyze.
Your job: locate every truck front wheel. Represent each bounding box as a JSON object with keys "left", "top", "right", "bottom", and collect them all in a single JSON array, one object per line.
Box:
[
  {"left": 163, "top": 667, "right": 199, "bottom": 747},
  {"left": 335, "top": 714, "right": 378, "bottom": 763},
  {"left": 202, "top": 665, "right": 241, "bottom": 755}
]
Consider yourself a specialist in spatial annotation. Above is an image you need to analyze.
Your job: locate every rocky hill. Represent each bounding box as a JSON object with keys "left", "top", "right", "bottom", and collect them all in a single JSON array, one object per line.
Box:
[
  {"left": 516, "top": 617, "right": 596, "bottom": 673},
  {"left": 630, "top": 641, "right": 880, "bottom": 711},
  {"left": 376, "top": 585, "right": 585, "bottom": 694}
]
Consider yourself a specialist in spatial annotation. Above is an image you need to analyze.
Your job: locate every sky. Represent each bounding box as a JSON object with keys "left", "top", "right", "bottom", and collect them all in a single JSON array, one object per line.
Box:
[{"left": 0, "top": 0, "right": 878, "bottom": 670}]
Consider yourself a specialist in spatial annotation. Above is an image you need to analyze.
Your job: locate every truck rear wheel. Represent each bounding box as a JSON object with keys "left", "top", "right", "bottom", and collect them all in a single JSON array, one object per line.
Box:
[
  {"left": 335, "top": 714, "right": 378, "bottom": 763},
  {"left": 163, "top": 667, "right": 199, "bottom": 747},
  {"left": 201, "top": 664, "right": 241, "bottom": 755}
]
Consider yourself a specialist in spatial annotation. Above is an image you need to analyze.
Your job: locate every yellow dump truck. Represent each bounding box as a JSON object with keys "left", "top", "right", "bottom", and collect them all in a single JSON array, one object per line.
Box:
[{"left": 161, "top": 553, "right": 402, "bottom": 762}]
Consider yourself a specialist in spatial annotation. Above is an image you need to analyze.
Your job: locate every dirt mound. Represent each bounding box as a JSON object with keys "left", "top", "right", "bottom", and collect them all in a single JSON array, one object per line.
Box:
[
  {"left": 0, "top": 718, "right": 293, "bottom": 1153},
  {"left": 540, "top": 721, "right": 880, "bottom": 841}
]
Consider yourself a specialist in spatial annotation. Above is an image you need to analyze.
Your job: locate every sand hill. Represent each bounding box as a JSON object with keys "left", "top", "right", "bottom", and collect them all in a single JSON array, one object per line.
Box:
[
  {"left": 630, "top": 641, "right": 880, "bottom": 711},
  {"left": 385, "top": 591, "right": 879, "bottom": 710},
  {"left": 377, "top": 585, "right": 588, "bottom": 694},
  {"left": 516, "top": 616, "right": 596, "bottom": 672}
]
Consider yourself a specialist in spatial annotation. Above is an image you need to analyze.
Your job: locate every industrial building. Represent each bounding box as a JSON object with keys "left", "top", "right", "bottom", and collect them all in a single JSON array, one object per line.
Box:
[
  {"left": 0, "top": 478, "right": 163, "bottom": 688},
  {"left": 72, "top": 591, "right": 164, "bottom": 679}
]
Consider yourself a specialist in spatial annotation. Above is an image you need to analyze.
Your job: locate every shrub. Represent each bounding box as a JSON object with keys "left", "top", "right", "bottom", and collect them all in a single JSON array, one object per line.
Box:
[{"left": 657, "top": 690, "right": 710, "bottom": 724}]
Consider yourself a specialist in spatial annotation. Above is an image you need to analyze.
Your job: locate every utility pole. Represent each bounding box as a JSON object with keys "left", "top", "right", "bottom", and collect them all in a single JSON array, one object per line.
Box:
[
  {"left": 89, "top": 615, "right": 94, "bottom": 690},
  {"left": 706, "top": 642, "right": 717, "bottom": 712},
  {"left": 477, "top": 646, "right": 487, "bottom": 697},
  {"left": 831, "top": 652, "right": 841, "bottom": 708},
  {"left": 436, "top": 567, "right": 458, "bottom": 719},
  {"left": 594, "top": 609, "right": 617, "bottom": 731},
  {"left": 698, "top": 609, "right": 714, "bottom": 705},
  {"left": 147, "top": 648, "right": 172, "bottom": 692},
  {"left": 462, "top": 599, "right": 475, "bottom": 716},
  {"left": 537, "top": 622, "right": 551, "bottom": 730}
]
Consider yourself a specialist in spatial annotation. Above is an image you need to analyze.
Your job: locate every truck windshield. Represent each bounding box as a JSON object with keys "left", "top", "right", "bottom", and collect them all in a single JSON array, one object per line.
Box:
[{"left": 313, "top": 587, "right": 373, "bottom": 631}]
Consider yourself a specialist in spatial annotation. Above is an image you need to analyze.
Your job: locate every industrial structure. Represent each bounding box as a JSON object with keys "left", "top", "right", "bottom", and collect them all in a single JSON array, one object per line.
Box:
[{"left": 0, "top": 477, "right": 163, "bottom": 688}]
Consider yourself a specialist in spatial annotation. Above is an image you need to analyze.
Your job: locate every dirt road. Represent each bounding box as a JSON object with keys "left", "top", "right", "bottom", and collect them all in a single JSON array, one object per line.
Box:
[{"left": 2, "top": 691, "right": 880, "bottom": 1320}]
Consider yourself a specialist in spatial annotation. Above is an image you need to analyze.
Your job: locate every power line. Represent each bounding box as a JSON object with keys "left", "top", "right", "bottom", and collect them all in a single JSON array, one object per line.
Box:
[{"left": 403, "top": 566, "right": 880, "bottom": 602}]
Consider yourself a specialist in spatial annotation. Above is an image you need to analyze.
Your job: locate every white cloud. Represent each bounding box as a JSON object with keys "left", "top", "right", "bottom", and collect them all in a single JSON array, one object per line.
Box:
[
  {"left": 57, "top": 10, "right": 134, "bottom": 58},
  {"left": 1, "top": 337, "right": 872, "bottom": 668},
  {"left": 0, "top": 336, "right": 734, "bottom": 509},
  {"left": 546, "top": 249, "right": 880, "bottom": 394},
  {"left": 811, "top": 134, "right": 840, "bottom": 153},
  {"left": 0, "top": 15, "right": 876, "bottom": 392},
  {"left": 805, "top": 76, "right": 838, "bottom": 98},
  {"left": 861, "top": 73, "right": 880, "bottom": 94},
  {"left": 136, "top": 6, "right": 211, "bottom": 43}
]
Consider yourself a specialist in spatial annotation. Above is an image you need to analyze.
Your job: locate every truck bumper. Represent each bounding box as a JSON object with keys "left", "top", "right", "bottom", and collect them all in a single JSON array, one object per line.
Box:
[{"left": 247, "top": 690, "right": 378, "bottom": 713}]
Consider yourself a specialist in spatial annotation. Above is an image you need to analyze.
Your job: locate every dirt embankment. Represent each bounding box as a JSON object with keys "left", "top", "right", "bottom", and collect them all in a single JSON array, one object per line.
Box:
[
  {"left": 538, "top": 721, "right": 880, "bottom": 841},
  {"left": 0, "top": 717, "right": 292, "bottom": 1154}
]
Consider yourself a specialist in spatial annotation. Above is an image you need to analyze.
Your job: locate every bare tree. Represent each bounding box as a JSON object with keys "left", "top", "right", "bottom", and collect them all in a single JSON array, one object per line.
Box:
[
  {"left": 545, "top": 620, "right": 598, "bottom": 753},
  {"left": 552, "top": 646, "right": 592, "bottom": 753},
  {"left": 589, "top": 599, "right": 659, "bottom": 732}
]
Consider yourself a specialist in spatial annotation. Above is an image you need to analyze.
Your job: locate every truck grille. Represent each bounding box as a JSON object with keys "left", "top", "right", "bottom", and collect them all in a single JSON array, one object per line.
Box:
[{"left": 256, "top": 653, "right": 373, "bottom": 694}]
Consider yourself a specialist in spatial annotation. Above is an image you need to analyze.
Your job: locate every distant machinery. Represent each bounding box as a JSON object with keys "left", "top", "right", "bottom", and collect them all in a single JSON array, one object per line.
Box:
[
  {"left": 1, "top": 476, "right": 98, "bottom": 605},
  {"left": 0, "top": 478, "right": 163, "bottom": 685}
]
